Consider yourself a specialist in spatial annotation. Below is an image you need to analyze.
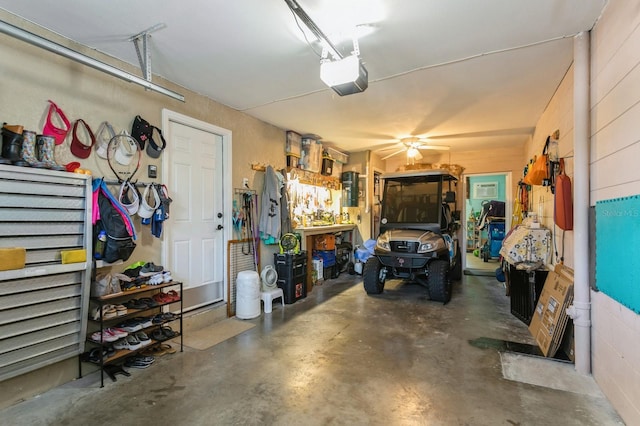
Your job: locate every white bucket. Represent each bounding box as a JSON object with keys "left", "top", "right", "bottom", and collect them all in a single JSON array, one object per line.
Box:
[{"left": 236, "top": 270, "right": 261, "bottom": 319}]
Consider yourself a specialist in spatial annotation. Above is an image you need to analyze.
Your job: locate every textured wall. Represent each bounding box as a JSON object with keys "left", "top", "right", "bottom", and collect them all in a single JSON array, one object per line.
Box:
[
  {"left": 0, "top": 10, "right": 285, "bottom": 408},
  {"left": 589, "top": 0, "right": 640, "bottom": 422}
]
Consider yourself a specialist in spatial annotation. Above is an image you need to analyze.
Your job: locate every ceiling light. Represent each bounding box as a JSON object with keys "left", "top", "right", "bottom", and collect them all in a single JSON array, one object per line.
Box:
[
  {"left": 320, "top": 54, "right": 368, "bottom": 96},
  {"left": 406, "top": 147, "right": 419, "bottom": 159}
]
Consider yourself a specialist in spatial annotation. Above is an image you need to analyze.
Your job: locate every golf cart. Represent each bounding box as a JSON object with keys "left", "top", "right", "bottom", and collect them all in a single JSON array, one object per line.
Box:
[{"left": 363, "top": 169, "right": 462, "bottom": 303}]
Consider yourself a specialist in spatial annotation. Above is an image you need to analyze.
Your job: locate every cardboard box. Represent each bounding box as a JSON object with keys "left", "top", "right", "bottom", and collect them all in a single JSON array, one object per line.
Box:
[
  {"left": 285, "top": 131, "right": 302, "bottom": 157},
  {"left": 313, "top": 234, "right": 336, "bottom": 250},
  {"left": 529, "top": 264, "right": 574, "bottom": 357}
]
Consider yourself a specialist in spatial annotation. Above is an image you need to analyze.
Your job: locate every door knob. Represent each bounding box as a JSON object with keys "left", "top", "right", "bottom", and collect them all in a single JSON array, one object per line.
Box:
[{"left": 217, "top": 224, "right": 223, "bottom": 230}]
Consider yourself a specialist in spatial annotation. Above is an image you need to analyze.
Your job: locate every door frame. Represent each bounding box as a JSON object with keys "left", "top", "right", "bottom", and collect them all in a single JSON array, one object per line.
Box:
[
  {"left": 461, "top": 171, "right": 512, "bottom": 271},
  {"left": 161, "top": 109, "right": 233, "bottom": 304}
]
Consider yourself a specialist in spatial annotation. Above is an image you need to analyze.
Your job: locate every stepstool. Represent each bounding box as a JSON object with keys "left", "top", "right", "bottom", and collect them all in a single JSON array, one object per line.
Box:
[{"left": 261, "top": 287, "right": 284, "bottom": 313}]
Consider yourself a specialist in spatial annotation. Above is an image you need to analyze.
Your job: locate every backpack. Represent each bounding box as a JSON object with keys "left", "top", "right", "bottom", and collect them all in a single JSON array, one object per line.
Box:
[{"left": 92, "top": 179, "right": 137, "bottom": 263}]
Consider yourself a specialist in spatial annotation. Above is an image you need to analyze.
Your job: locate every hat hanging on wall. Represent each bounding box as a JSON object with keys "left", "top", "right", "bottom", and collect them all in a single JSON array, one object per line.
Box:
[
  {"left": 146, "top": 126, "right": 166, "bottom": 158},
  {"left": 95, "top": 121, "right": 116, "bottom": 159}
]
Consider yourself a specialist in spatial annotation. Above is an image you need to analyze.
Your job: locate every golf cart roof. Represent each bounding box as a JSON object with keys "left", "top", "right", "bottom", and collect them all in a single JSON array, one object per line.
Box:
[{"left": 381, "top": 169, "right": 458, "bottom": 181}]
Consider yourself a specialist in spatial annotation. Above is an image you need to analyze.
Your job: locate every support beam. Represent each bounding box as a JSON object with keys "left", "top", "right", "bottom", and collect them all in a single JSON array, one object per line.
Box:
[
  {"left": 0, "top": 19, "right": 184, "bottom": 102},
  {"left": 571, "top": 31, "right": 591, "bottom": 375}
]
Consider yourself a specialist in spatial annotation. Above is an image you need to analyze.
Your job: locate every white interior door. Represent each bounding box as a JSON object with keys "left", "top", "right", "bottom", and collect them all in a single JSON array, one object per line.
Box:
[{"left": 163, "top": 112, "right": 229, "bottom": 310}]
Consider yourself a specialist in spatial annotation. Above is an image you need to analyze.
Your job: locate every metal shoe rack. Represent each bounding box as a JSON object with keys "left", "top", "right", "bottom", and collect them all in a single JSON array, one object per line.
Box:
[
  {"left": 0, "top": 165, "right": 93, "bottom": 382},
  {"left": 80, "top": 281, "right": 183, "bottom": 387}
]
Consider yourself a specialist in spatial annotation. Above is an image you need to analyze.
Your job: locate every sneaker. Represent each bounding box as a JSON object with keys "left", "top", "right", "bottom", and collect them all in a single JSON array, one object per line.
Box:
[
  {"left": 124, "top": 356, "right": 153, "bottom": 369},
  {"left": 114, "top": 304, "right": 127, "bottom": 316},
  {"left": 117, "top": 319, "right": 143, "bottom": 332},
  {"left": 162, "top": 271, "right": 173, "bottom": 283},
  {"left": 133, "top": 316, "right": 153, "bottom": 328},
  {"left": 139, "top": 262, "right": 164, "bottom": 277},
  {"left": 90, "top": 330, "right": 119, "bottom": 343},
  {"left": 124, "top": 260, "right": 146, "bottom": 271},
  {"left": 106, "top": 327, "right": 128, "bottom": 339},
  {"left": 148, "top": 273, "right": 164, "bottom": 285}
]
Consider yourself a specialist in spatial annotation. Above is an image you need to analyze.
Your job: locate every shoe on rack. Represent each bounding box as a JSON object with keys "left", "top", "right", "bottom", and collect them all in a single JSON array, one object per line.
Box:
[
  {"left": 135, "top": 331, "right": 152, "bottom": 346},
  {"left": 113, "top": 337, "right": 132, "bottom": 350},
  {"left": 161, "top": 312, "right": 177, "bottom": 321},
  {"left": 91, "top": 330, "right": 119, "bottom": 343},
  {"left": 141, "top": 345, "right": 167, "bottom": 357},
  {"left": 125, "top": 334, "right": 142, "bottom": 350},
  {"left": 105, "top": 327, "right": 128, "bottom": 339},
  {"left": 132, "top": 354, "right": 155, "bottom": 364},
  {"left": 117, "top": 319, "right": 143, "bottom": 332},
  {"left": 160, "top": 343, "right": 177, "bottom": 354},
  {"left": 86, "top": 347, "right": 107, "bottom": 363},
  {"left": 166, "top": 290, "right": 180, "bottom": 302},
  {"left": 162, "top": 271, "right": 173, "bottom": 283},
  {"left": 147, "top": 273, "right": 162, "bottom": 285},
  {"left": 124, "top": 260, "right": 146, "bottom": 271},
  {"left": 138, "top": 297, "right": 158, "bottom": 308},
  {"left": 133, "top": 316, "right": 153, "bottom": 328},
  {"left": 151, "top": 328, "right": 168, "bottom": 342},
  {"left": 139, "top": 262, "right": 164, "bottom": 277},
  {"left": 91, "top": 305, "right": 117, "bottom": 320},
  {"left": 114, "top": 304, "right": 127, "bottom": 316},
  {"left": 124, "top": 299, "right": 147, "bottom": 310},
  {"left": 124, "top": 355, "right": 154, "bottom": 369},
  {"left": 160, "top": 326, "right": 178, "bottom": 340}
]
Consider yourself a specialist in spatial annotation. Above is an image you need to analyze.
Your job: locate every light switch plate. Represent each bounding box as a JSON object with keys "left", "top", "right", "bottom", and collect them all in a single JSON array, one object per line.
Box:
[{"left": 148, "top": 165, "right": 157, "bottom": 179}]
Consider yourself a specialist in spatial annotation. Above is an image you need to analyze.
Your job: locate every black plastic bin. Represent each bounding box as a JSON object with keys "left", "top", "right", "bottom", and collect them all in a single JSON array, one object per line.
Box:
[
  {"left": 274, "top": 252, "right": 307, "bottom": 304},
  {"left": 508, "top": 265, "right": 548, "bottom": 325}
]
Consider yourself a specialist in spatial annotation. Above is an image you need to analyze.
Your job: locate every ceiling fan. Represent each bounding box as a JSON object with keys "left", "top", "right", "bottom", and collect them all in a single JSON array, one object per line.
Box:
[{"left": 379, "top": 137, "right": 450, "bottom": 161}]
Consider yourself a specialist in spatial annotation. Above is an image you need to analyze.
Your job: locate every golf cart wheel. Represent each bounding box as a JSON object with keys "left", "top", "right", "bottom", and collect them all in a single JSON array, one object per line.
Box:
[
  {"left": 451, "top": 243, "right": 462, "bottom": 281},
  {"left": 363, "top": 257, "right": 385, "bottom": 294},
  {"left": 428, "top": 259, "right": 452, "bottom": 304}
]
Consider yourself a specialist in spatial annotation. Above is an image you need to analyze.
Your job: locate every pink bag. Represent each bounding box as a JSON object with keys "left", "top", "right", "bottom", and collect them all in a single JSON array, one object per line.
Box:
[{"left": 42, "top": 100, "right": 71, "bottom": 145}]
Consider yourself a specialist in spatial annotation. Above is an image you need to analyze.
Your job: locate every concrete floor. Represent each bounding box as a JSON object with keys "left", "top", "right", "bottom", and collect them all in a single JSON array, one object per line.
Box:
[{"left": 2, "top": 273, "right": 623, "bottom": 425}]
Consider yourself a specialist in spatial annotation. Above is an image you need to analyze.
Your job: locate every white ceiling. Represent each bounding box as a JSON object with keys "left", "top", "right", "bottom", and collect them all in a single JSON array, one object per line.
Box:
[{"left": 0, "top": 0, "right": 607, "bottom": 156}]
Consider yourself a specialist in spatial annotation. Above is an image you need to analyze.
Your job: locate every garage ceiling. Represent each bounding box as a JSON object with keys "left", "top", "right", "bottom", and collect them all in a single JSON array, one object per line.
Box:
[{"left": 0, "top": 0, "right": 607, "bottom": 155}]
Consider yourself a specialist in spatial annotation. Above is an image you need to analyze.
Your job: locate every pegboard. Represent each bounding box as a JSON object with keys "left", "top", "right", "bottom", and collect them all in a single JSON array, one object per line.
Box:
[{"left": 595, "top": 196, "right": 640, "bottom": 313}]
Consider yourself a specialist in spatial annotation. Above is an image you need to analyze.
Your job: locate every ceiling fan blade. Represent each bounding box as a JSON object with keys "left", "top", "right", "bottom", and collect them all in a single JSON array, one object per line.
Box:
[
  {"left": 414, "top": 151, "right": 423, "bottom": 161},
  {"left": 424, "top": 127, "right": 535, "bottom": 140},
  {"left": 381, "top": 148, "right": 407, "bottom": 160},
  {"left": 375, "top": 142, "right": 404, "bottom": 152},
  {"left": 417, "top": 145, "right": 450, "bottom": 151}
]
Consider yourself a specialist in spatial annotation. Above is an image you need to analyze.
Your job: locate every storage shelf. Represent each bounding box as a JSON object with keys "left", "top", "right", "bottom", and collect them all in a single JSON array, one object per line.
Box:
[
  {"left": 92, "top": 281, "right": 182, "bottom": 302},
  {"left": 80, "top": 280, "right": 183, "bottom": 387},
  {"left": 286, "top": 167, "right": 341, "bottom": 189},
  {"left": 87, "top": 306, "right": 182, "bottom": 325},
  {"left": 0, "top": 262, "right": 88, "bottom": 282},
  {"left": 83, "top": 333, "right": 181, "bottom": 366}
]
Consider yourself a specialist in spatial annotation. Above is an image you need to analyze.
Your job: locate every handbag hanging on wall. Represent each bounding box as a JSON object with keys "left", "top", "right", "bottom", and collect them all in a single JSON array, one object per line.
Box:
[
  {"left": 554, "top": 158, "right": 573, "bottom": 231},
  {"left": 523, "top": 136, "right": 550, "bottom": 186}
]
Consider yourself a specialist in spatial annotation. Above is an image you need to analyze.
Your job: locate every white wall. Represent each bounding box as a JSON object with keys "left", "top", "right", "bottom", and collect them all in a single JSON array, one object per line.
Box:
[
  {"left": 525, "top": 65, "right": 576, "bottom": 268},
  {"left": 590, "top": 0, "right": 640, "bottom": 422}
]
